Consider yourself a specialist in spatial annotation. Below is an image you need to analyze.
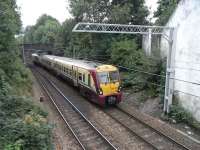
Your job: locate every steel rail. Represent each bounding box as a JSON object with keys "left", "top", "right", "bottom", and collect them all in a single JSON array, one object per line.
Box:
[
  {"left": 32, "top": 68, "right": 86, "bottom": 150},
  {"left": 33, "top": 67, "right": 117, "bottom": 150},
  {"left": 116, "top": 106, "right": 191, "bottom": 150},
  {"left": 104, "top": 110, "right": 158, "bottom": 150}
]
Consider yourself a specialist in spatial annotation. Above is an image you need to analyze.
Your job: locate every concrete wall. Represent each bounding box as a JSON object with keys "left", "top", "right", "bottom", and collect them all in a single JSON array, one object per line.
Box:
[{"left": 161, "top": 0, "right": 200, "bottom": 121}]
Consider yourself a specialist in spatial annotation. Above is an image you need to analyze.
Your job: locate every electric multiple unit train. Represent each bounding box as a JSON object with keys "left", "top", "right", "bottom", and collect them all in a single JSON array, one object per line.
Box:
[{"left": 32, "top": 54, "right": 122, "bottom": 106}]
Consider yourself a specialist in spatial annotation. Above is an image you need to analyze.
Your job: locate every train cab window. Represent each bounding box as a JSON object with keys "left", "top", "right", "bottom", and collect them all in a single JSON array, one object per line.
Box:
[
  {"left": 109, "top": 71, "right": 119, "bottom": 82},
  {"left": 78, "top": 73, "right": 82, "bottom": 81},
  {"left": 98, "top": 72, "right": 109, "bottom": 83}
]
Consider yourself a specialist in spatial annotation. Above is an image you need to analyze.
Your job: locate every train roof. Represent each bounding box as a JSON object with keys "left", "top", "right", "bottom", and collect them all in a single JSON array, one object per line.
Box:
[
  {"left": 32, "top": 53, "right": 39, "bottom": 57},
  {"left": 41, "top": 55, "right": 118, "bottom": 71},
  {"left": 42, "top": 55, "right": 104, "bottom": 70}
]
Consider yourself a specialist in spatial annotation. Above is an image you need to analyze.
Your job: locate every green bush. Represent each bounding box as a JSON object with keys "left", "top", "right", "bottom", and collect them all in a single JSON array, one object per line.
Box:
[
  {"left": 169, "top": 105, "right": 193, "bottom": 123},
  {"left": 111, "top": 38, "right": 166, "bottom": 100},
  {"left": 0, "top": 96, "right": 52, "bottom": 150},
  {"left": 169, "top": 105, "right": 200, "bottom": 130}
]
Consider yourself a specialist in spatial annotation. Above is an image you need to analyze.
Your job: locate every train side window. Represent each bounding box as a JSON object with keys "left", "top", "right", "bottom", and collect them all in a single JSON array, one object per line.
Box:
[
  {"left": 83, "top": 74, "right": 85, "bottom": 82},
  {"left": 78, "top": 73, "right": 82, "bottom": 81},
  {"left": 69, "top": 69, "right": 72, "bottom": 75},
  {"left": 88, "top": 74, "right": 91, "bottom": 87}
]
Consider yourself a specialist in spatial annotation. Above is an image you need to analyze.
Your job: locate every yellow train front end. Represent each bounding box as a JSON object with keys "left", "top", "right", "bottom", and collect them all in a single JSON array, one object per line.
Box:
[{"left": 96, "top": 65, "right": 122, "bottom": 105}]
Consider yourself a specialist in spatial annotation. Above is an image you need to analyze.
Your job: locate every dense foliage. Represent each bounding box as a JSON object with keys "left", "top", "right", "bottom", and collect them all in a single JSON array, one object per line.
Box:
[
  {"left": 0, "top": 0, "right": 52, "bottom": 149},
  {"left": 62, "top": 0, "right": 164, "bottom": 95},
  {"left": 0, "top": 96, "right": 52, "bottom": 150},
  {"left": 169, "top": 105, "right": 200, "bottom": 130},
  {"left": 24, "top": 14, "right": 61, "bottom": 45},
  {"left": 154, "top": 0, "right": 180, "bottom": 25}
]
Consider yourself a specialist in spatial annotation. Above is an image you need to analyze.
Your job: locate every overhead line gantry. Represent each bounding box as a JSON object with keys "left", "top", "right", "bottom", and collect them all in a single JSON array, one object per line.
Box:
[{"left": 73, "top": 22, "right": 177, "bottom": 114}]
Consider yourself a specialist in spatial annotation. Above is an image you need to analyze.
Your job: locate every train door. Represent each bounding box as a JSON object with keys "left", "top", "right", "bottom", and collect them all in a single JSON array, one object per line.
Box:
[{"left": 72, "top": 66, "right": 78, "bottom": 86}]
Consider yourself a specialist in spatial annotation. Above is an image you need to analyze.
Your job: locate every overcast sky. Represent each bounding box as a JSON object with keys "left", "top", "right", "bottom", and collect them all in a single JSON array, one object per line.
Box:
[{"left": 17, "top": 0, "right": 158, "bottom": 27}]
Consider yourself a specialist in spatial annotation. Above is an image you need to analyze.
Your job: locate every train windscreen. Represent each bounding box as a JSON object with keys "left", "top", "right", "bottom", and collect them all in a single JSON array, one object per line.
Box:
[{"left": 98, "top": 71, "right": 119, "bottom": 83}]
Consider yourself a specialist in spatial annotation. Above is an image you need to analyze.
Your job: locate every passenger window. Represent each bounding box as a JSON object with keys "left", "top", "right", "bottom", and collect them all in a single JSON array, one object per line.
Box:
[
  {"left": 69, "top": 69, "right": 72, "bottom": 75},
  {"left": 78, "top": 73, "right": 82, "bottom": 81},
  {"left": 88, "top": 74, "right": 91, "bottom": 86},
  {"left": 83, "top": 74, "right": 85, "bottom": 82}
]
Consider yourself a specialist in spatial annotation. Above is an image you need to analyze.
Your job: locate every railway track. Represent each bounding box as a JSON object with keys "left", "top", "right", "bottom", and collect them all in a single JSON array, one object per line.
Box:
[
  {"left": 31, "top": 66, "right": 117, "bottom": 150},
  {"left": 105, "top": 107, "right": 191, "bottom": 150},
  {"left": 31, "top": 65, "right": 199, "bottom": 150}
]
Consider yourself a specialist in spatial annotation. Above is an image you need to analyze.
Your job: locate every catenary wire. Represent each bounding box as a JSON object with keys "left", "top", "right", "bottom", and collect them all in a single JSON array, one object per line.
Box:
[
  {"left": 170, "top": 78, "right": 200, "bottom": 86},
  {"left": 80, "top": 57, "right": 166, "bottom": 78},
  {"left": 174, "top": 90, "right": 200, "bottom": 99}
]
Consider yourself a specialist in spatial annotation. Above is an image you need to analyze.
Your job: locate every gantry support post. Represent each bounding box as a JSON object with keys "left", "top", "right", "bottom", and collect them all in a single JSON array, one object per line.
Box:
[
  {"left": 147, "top": 28, "right": 152, "bottom": 56},
  {"left": 164, "top": 27, "right": 177, "bottom": 113}
]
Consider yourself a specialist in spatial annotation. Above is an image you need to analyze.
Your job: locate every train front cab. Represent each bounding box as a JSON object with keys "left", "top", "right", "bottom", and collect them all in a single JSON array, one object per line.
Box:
[{"left": 96, "top": 65, "right": 122, "bottom": 106}]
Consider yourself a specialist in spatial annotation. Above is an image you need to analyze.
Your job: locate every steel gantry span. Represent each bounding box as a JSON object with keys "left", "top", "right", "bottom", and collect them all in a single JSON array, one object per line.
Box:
[
  {"left": 72, "top": 22, "right": 172, "bottom": 40},
  {"left": 72, "top": 22, "right": 177, "bottom": 114}
]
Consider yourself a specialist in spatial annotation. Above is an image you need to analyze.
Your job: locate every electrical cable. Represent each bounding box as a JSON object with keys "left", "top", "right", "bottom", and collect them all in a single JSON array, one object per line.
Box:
[
  {"left": 176, "top": 60, "right": 200, "bottom": 66},
  {"left": 175, "top": 66, "right": 200, "bottom": 72},
  {"left": 174, "top": 90, "right": 200, "bottom": 99},
  {"left": 82, "top": 57, "right": 166, "bottom": 78},
  {"left": 170, "top": 78, "right": 200, "bottom": 86},
  {"left": 86, "top": 58, "right": 200, "bottom": 87},
  {"left": 117, "top": 65, "right": 166, "bottom": 78},
  {"left": 80, "top": 57, "right": 165, "bottom": 88}
]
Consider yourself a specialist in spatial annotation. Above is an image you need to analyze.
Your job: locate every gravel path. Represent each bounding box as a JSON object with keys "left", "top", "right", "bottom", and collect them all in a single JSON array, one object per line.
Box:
[{"left": 32, "top": 70, "right": 82, "bottom": 150}]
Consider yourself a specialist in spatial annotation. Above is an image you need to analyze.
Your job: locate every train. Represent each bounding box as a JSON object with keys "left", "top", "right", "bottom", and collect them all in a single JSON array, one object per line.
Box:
[{"left": 32, "top": 53, "right": 122, "bottom": 106}]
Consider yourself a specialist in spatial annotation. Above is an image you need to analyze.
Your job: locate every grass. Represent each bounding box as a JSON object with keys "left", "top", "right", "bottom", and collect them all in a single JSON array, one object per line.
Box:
[{"left": 169, "top": 105, "right": 200, "bottom": 130}]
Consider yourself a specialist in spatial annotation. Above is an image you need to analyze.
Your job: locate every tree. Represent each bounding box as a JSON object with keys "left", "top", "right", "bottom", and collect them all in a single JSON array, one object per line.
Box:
[
  {"left": 66, "top": 0, "right": 149, "bottom": 59},
  {"left": 0, "top": 0, "right": 21, "bottom": 52},
  {"left": 0, "top": 1, "right": 53, "bottom": 149},
  {"left": 55, "top": 19, "right": 76, "bottom": 50},
  {"left": 70, "top": 0, "right": 110, "bottom": 23},
  {"left": 110, "top": 0, "right": 149, "bottom": 24},
  {"left": 24, "top": 14, "right": 61, "bottom": 45},
  {"left": 154, "top": 0, "right": 180, "bottom": 25}
]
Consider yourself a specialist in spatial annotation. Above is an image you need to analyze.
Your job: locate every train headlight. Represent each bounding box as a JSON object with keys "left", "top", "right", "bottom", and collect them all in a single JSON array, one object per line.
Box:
[
  {"left": 98, "top": 88, "right": 103, "bottom": 95},
  {"left": 118, "top": 86, "right": 122, "bottom": 92}
]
